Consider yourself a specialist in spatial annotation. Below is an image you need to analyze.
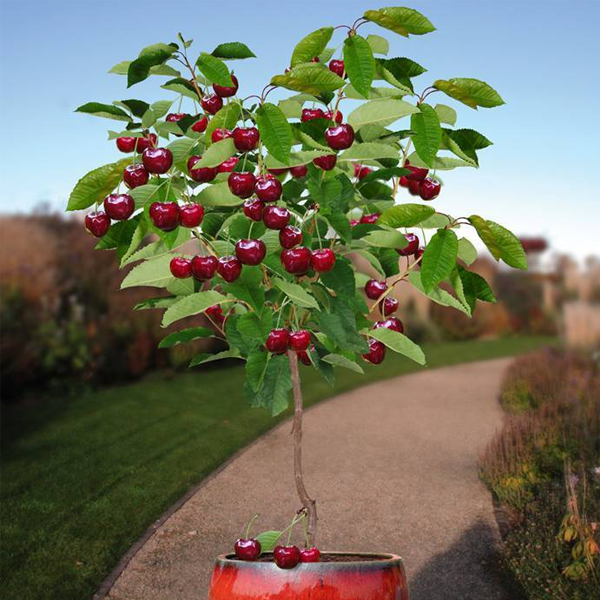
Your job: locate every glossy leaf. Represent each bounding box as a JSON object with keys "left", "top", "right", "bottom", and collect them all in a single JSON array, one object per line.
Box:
[
  {"left": 271, "top": 64, "right": 345, "bottom": 95},
  {"left": 193, "top": 138, "right": 236, "bottom": 168},
  {"left": 273, "top": 279, "right": 319, "bottom": 309},
  {"left": 212, "top": 42, "right": 256, "bottom": 59},
  {"left": 196, "top": 181, "right": 244, "bottom": 206},
  {"left": 347, "top": 98, "right": 418, "bottom": 130},
  {"left": 410, "top": 103, "right": 441, "bottom": 167},
  {"left": 378, "top": 203, "right": 435, "bottom": 228},
  {"left": 196, "top": 53, "right": 233, "bottom": 87},
  {"left": 408, "top": 271, "right": 471, "bottom": 316},
  {"left": 457, "top": 237, "right": 478, "bottom": 265},
  {"left": 120, "top": 254, "right": 174, "bottom": 289},
  {"left": 364, "top": 7, "right": 436, "bottom": 37},
  {"left": 250, "top": 353, "right": 292, "bottom": 416},
  {"left": 434, "top": 104, "right": 457, "bottom": 125},
  {"left": 128, "top": 43, "right": 177, "bottom": 87},
  {"left": 162, "top": 290, "right": 229, "bottom": 327},
  {"left": 487, "top": 221, "right": 528, "bottom": 270},
  {"left": 366, "top": 34, "right": 389, "bottom": 55},
  {"left": 75, "top": 102, "right": 131, "bottom": 122},
  {"left": 322, "top": 353, "right": 364, "bottom": 374},
  {"left": 369, "top": 327, "right": 426, "bottom": 365},
  {"left": 343, "top": 34, "right": 376, "bottom": 98},
  {"left": 161, "top": 78, "right": 200, "bottom": 100},
  {"left": 158, "top": 327, "right": 214, "bottom": 348},
  {"left": 421, "top": 228, "right": 458, "bottom": 292},
  {"left": 433, "top": 78, "right": 505, "bottom": 109},
  {"left": 291, "top": 27, "right": 334, "bottom": 66},
  {"left": 256, "top": 102, "right": 293, "bottom": 164},
  {"left": 443, "top": 128, "right": 493, "bottom": 167}
]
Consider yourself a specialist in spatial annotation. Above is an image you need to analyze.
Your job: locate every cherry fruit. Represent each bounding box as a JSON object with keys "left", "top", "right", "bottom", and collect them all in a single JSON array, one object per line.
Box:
[
  {"left": 180, "top": 203, "right": 204, "bottom": 228},
  {"left": 123, "top": 164, "right": 149, "bottom": 189},
  {"left": 243, "top": 198, "right": 265, "bottom": 222},
  {"left": 281, "top": 246, "right": 311, "bottom": 275},
  {"left": 397, "top": 233, "right": 419, "bottom": 256},
  {"left": 328, "top": 59, "right": 345, "bottom": 77},
  {"left": 274, "top": 545, "right": 301, "bottom": 569},
  {"left": 300, "top": 547, "right": 321, "bottom": 563},
  {"left": 311, "top": 248, "right": 336, "bottom": 272},
  {"left": 279, "top": 225, "right": 303, "bottom": 249},
  {"left": 266, "top": 329, "right": 290, "bottom": 354},
  {"left": 217, "top": 256, "right": 242, "bottom": 282},
  {"left": 104, "top": 194, "right": 134, "bottom": 221},
  {"left": 188, "top": 156, "right": 218, "bottom": 183},
  {"left": 363, "top": 339, "right": 387, "bottom": 364},
  {"left": 85, "top": 212, "right": 110, "bottom": 237},
  {"left": 365, "top": 279, "right": 387, "bottom": 300},
  {"left": 233, "top": 127, "right": 259, "bottom": 152},
  {"left": 149, "top": 201, "right": 179, "bottom": 231},
  {"left": 374, "top": 317, "right": 404, "bottom": 333},
  {"left": 263, "top": 205, "right": 290, "bottom": 230},
  {"left": 201, "top": 94, "right": 223, "bottom": 115},
  {"left": 170, "top": 257, "right": 192, "bottom": 279},
  {"left": 289, "top": 330, "right": 311, "bottom": 352},
  {"left": 419, "top": 178, "right": 441, "bottom": 200},
  {"left": 213, "top": 74, "right": 239, "bottom": 98},
  {"left": 235, "top": 239, "right": 266, "bottom": 266},
  {"left": 191, "top": 256, "right": 218, "bottom": 281},
  {"left": 234, "top": 538, "right": 261, "bottom": 561},
  {"left": 255, "top": 176, "right": 282, "bottom": 202},
  {"left": 142, "top": 148, "right": 173, "bottom": 174},
  {"left": 313, "top": 155, "right": 337, "bottom": 171},
  {"left": 228, "top": 172, "right": 256, "bottom": 198},
  {"left": 380, "top": 297, "right": 399, "bottom": 317}
]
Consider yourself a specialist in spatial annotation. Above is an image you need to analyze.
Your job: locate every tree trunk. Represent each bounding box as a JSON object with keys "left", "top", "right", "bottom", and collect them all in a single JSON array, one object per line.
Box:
[{"left": 288, "top": 350, "right": 318, "bottom": 546}]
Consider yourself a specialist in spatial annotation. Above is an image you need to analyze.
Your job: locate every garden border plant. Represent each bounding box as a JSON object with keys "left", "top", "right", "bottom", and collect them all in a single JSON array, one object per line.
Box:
[{"left": 67, "top": 5, "right": 528, "bottom": 597}]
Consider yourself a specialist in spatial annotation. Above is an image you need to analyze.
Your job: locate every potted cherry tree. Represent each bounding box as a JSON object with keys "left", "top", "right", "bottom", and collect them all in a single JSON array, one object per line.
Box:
[{"left": 68, "top": 6, "right": 527, "bottom": 599}]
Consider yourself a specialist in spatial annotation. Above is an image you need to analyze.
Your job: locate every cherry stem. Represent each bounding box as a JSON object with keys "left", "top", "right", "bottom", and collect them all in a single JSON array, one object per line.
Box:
[
  {"left": 245, "top": 513, "right": 259, "bottom": 539},
  {"left": 288, "top": 350, "right": 318, "bottom": 546}
]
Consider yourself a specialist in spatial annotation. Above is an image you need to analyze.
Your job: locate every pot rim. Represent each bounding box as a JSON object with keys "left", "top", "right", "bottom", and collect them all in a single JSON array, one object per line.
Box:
[{"left": 215, "top": 551, "right": 404, "bottom": 571}]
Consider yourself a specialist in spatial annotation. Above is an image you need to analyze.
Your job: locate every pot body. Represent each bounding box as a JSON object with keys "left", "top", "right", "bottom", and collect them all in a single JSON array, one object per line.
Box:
[{"left": 209, "top": 552, "right": 408, "bottom": 600}]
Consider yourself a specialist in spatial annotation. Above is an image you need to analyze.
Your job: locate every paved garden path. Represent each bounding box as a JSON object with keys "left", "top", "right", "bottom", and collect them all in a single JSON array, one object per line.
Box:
[{"left": 104, "top": 358, "right": 512, "bottom": 600}]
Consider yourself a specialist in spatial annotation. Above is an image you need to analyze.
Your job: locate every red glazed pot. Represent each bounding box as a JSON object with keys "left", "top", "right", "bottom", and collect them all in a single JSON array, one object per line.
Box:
[{"left": 209, "top": 552, "right": 408, "bottom": 600}]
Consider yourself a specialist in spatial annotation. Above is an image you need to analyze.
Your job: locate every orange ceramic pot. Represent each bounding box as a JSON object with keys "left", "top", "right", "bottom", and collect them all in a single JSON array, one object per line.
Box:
[{"left": 208, "top": 552, "right": 408, "bottom": 600}]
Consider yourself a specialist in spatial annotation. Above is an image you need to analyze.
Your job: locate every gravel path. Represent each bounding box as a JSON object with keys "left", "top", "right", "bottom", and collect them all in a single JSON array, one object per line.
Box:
[{"left": 104, "top": 358, "right": 512, "bottom": 600}]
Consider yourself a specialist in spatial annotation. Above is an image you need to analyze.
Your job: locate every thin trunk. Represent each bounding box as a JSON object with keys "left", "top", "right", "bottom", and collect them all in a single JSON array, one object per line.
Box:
[{"left": 288, "top": 350, "right": 318, "bottom": 546}]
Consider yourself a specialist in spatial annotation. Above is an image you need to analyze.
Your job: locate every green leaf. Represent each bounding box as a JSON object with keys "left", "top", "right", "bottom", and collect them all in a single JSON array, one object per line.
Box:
[
  {"left": 322, "top": 353, "right": 364, "bottom": 374},
  {"left": 406, "top": 152, "right": 472, "bottom": 171},
  {"left": 378, "top": 203, "right": 435, "bottom": 228},
  {"left": 161, "top": 77, "right": 200, "bottom": 101},
  {"left": 158, "top": 327, "right": 214, "bottom": 348},
  {"left": 256, "top": 103, "right": 293, "bottom": 165},
  {"left": 205, "top": 102, "right": 242, "bottom": 145},
  {"left": 319, "top": 260, "right": 355, "bottom": 298},
  {"left": 75, "top": 102, "right": 131, "bottom": 122},
  {"left": 457, "top": 237, "right": 477, "bottom": 265},
  {"left": 196, "top": 181, "right": 243, "bottom": 207},
  {"left": 378, "top": 248, "right": 401, "bottom": 277},
  {"left": 271, "top": 64, "right": 345, "bottom": 96},
  {"left": 486, "top": 221, "right": 528, "bottom": 270},
  {"left": 315, "top": 303, "right": 368, "bottom": 354},
  {"left": 369, "top": 328, "right": 426, "bottom": 365},
  {"left": 167, "top": 137, "right": 198, "bottom": 168},
  {"left": 134, "top": 297, "right": 178, "bottom": 311},
  {"left": 443, "top": 128, "right": 493, "bottom": 167},
  {"left": 338, "top": 142, "right": 399, "bottom": 161},
  {"left": 347, "top": 98, "right": 418, "bottom": 130},
  {"left": 408, "top": 270, "right": 471, "bottom": 316},
  {"left": 255, "top": 530, "right": 282, "bottom": 553},
  {"left": 246, "top": 350, "right": 269, "bottom": 392},
  {"left": 128, "top": 181, "right": 169, "bottom": 209},
  {"left": 376, "top": 57, "right": 426, "bottom": 92},
  {"left": 362, "top": 228, "right": 407, "bottom": 249},
  {"left": 433, "top": 78, "right": 505, "bottom": 109},
  {"left": 343, "top": 34, "right": 375, "bottom": 98},
  {"left": 410, "top": 103, "right": 441, "bottom": 167},
  {"left": 190, "top": 349, "right": 241, "bottom": 367},
  {"left": 435, "top": 104, "right": 457, "bottom": 126},
  {"left": 128, "top": 43, "right": 177, "bottom": 87},
  {"left": 222, "top": 266, "right": 265, "bottom": 313},
  {"left": 457, "top": 266, "right": 496, "bottom": 312},
  {"left": 110, "top": 61, "right": 179, "bottom": 78},
  {"left": 212, "top": 42, "right": 256, "bottom": 60},
  {"left": 364, "top": 7, "right": 436, "bottom": 37},
  {"left": 120, "top": 254, "right": 174, "bottom": 289},
  {"left": 291, "top": 27, "right": 334, "bottom": 66},
  {"left": 273, "top": 279, "right": 319, "bottom": 309},
  {"left": 265, "top": 149, "right": 334, "bottom": 170},
  {"left": 468, "top": 215, "right": 501, "bottom": 260},
  {"left": 237, "top": 310, "right": 273, "bottom": 340},
  {"left": 161, "top": 290, "right": 229, "bottom": 327},
  {"left": 196, "top": 53, "right": 233, "bottom": 87},
  {"left": 192, "top": 138, "right": 236, "bottom": 168},
  {"left": 366, "top": 34, "right": 389, "bottom": 55},
  {"left": 67, "top": 158, "right": 131, "bottom": 211},
  {"left": 421, "top": 228, "right": 459, "bottom": 292},
  {"left": 250, "top": 353, "right": 292, "bottom": 416}
]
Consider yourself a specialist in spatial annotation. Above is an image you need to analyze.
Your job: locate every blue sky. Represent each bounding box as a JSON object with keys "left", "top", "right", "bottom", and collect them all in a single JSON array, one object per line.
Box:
[{"left": 1, "top": 0, "right": 599, "bottom": 258}]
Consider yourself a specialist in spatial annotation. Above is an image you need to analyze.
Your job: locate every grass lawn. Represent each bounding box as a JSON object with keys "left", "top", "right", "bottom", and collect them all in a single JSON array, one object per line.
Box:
[{"left": 1, "top": 335, "right": 555, "bottom": 600}]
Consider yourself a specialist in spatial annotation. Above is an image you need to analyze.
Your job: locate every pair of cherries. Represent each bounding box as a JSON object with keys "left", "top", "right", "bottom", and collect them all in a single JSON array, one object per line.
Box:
[
  {"left": 400, "top": 163, "right": 441, "bottom": 200},
  {"left": 266, "top": 329, "right": 310, "bottom": 355},
  {"left": 228, "top": 172, "right": 282, "bottom": 201}
]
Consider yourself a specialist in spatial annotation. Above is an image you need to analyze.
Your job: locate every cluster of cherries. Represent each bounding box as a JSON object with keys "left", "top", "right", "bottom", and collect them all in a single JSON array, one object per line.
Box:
[
  {"left": 234, "top": 537, "right": 320, "bottom": 568},
  {"left": 399, "top": 162, "right": 441, "bottom": 201}
]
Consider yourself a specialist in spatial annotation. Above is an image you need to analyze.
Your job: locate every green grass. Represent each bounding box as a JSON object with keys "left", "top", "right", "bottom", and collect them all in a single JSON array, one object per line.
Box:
[{"left": 1, "top": 336, "right": 555, "bottom": 600}]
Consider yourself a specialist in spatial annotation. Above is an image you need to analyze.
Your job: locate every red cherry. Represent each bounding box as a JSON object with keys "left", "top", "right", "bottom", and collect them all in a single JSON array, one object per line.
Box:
[
  {"left": 228, "top": 172, "right": 256, "bottom": 198},
  {"left": 397, "top": 233, "right": 419, "bottom": 256},
  {"left": 408, "top": 179, "right": 421, "bottom": 196},
  {"left": 350, "top": 219, "right": 360, "bottom": 227},
  {"left": 187, "top": 156, "right": 218, "bottom": 183},
  {"left": 279, "top": 226, "right": 303, "bottom": 249},
  {"left": 399, "top": 176, "right": 410, "bottom": 188},
  {"left": 311, "top": 248, "right": 336, "bottom": 272},
  {"left": 363, "top": 339, "right": 386, "bottom": 364},
  {"left": 268, "top": 168, "right": 288, "bottom": 176},
  {"left": 354, "top": 164, "right": 372, "bottom": 180},
  {"left": 310, "top": 56, "right": 320, "bottom": 63},
  {"left": 420, "top": 177, "right": 441, "bottom": 200},
  {"left": 243, "top": 198, "right": 265, "bottom": 222},
  {"left": 300, "top": 547, "right": 321, "bottom": 563},
  {"left": 123, "top": 164, "right": 149, "bottom": 189},
  {"left": 255, "top": 176, "right": 282, "bottom": 202},
  {"left": 324, "top": 109, "right": 343, "bottom": 124},
  {"left": 206, "top": 304, "right": 225, "bottom": 323},
  {"left": 217, "top": 255, "right": 242, "bottom": 282},
  {"left": 274, "top": 545, "right": 301, "bottom": 569},
  {"left": 213, "top": 74, "right": 239, "bottom": 98},
  {"left": 170, "top": 257, "right": 192, "bottom": 279},
  {"left": 234, "top": 538, "right": 261, "bottom": 561},
  {"left": 136, "top": 134, "right": 157, "bottom": 152},
  {"left": 297, "top": 349, "right": 312, "bottom": 365},
  {"left": 281, "top": 246, "right": 311, "bottom": 275},
  {"left": 266, "top": 328, "right": 290, "bottom": 354},
  {"left": 406, "top": 165, "right": 429, "bottom": 181},
  {"left": 84, "top": 211, "right": 110, "bottom": 237},
  {"left": 211, "top": 128, "right": 232, "bottom": 143},
  {"left": 324, "top": 124, "right": 355, "bottom": 150},
  {"left": 263, "top": 205, "right": 290, "bottom": 230},
  {"left": 191, "top": 117, "right": 208, "bottom": 133},
  {"left": 232, "top": 127, "right": 260, "bottom": 152},
  {"left": 191, "top": 255, "right": 218, "bottom": 281},
  {"left": 235, "top": 239, "right": 266, "bottom": 266},
  {"left": 149, "top": 201, "right": 179, "bottom": 231},
  {"left": 142, "top": 148, "right": 173, "bottom": 174},
  {"left": 180, "top": 203, "right": 204, "bottom": 228},
  {"left": 201, "top": 94, "right": 223, "bottom": 115},
  {"left": 380, "top": 297, "right": 399, "bottom": 317},
  {"left": 414, "top": 246, "right": 425, "bottom": 262},
  {"left": 360, "top": 213, "right": 379, "bottom": 225},
  {"left": 116, "top": 137, "right": 136, "bottom": 153},
  {"left": 328, "top": 59, "right": 345, "bottom": 78},
  {"left": 289, "top": 330, "right": 311, "bottom": 352},
  {"left": 365, "top": 279, "right": 388, "bottom": 300},
  {"left": 313, "top": 155, "right": 337, "bottom": 171},
  {"left": 166, "top": 112, "right": 187, "bottom": 123},
  {"left": 290, "top": 164, "right": 308, "bottom": 178},
  {"left": 104, "top": 194, "right": 134, "bottom": 221},
  {"left": 217, "top": 156, "right": 239, "bottom": 173},
  {"left": 374, "top": 317, "right": 404, "bottom": 333},
  {"left": 301, "top": 108, "right": 325, "bottom": 122}
]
